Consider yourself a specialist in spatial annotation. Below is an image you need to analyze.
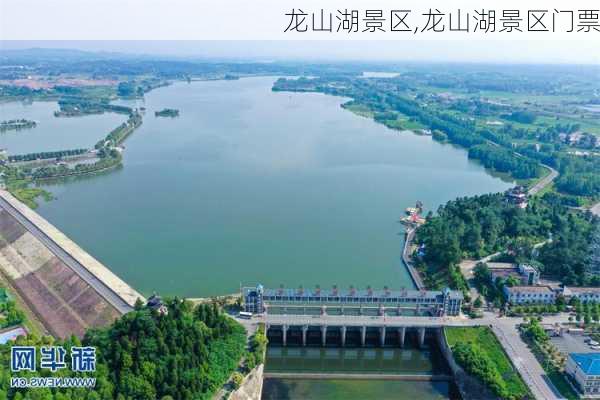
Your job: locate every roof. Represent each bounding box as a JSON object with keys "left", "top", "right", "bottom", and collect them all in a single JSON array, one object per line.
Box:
[
  {"left": 505, "top": 285, "right": 554, "bottom": 294},
  {"left": 570, "top": 353, "right": 600, "bottom": 376},
  {"left": 0, "top": 326, "right": 27, "bottom": 344},
  {"left": 243, "top": 286, "right": 463, "bottom": 300},
  {"left": 564, "top": 286, "right": 600, "bottom": 295},
  {"left": 491, "top": 270, "right": 522, "bottom": 280},
  {"left": 487, "top": 262, "right": 516, "bottom": 270}
]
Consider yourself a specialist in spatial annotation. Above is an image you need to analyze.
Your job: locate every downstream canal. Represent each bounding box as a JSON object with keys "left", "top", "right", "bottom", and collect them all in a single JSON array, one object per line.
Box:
[{"left": 262, "top": 345, "right": 459, "bottom": 399}]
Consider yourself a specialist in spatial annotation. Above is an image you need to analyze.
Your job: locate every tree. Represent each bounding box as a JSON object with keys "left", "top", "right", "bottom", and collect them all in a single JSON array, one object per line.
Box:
[
  {"left": 522, "top": 318, "right": 549, "bottom": 343},
  {"left": 587, "top": 223, "right": 600, "bottom": 277},
  {"left": 231, "top": 372, "right": 244, "bottom": 389},
  {"left": 474, "top": 297, "right": 483, "bottom": 309},
  {"left": 505, "top": 275, "right": 520, "bottom": 288}
]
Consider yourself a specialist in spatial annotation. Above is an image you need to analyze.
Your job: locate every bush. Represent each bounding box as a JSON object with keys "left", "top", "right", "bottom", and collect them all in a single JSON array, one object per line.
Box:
[
  {"left": 231, "top": 372, "right": 244, "bottom": 389},
  {"left": 452, "top": 342, "right": 509, "bottom": 398}
]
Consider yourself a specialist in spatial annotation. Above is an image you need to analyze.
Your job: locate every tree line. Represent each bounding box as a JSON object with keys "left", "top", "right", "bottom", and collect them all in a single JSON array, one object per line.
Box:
[
  {"left": 9, "top": 149, "right": 87, "bottom": 163},
  {"left": 468, "top": 144, "right": 542, "bottom": 179}
]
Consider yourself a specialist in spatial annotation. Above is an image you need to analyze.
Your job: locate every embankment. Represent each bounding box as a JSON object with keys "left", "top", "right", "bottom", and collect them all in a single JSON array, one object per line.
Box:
[{"left": 0, "top": 189, "right": 144, "bottom": 338}]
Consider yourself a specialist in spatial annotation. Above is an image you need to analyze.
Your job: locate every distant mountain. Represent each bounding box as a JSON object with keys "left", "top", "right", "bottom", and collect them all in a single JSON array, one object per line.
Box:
[{"left": 0, "top": 47, "right": 149, "bottom": 64}]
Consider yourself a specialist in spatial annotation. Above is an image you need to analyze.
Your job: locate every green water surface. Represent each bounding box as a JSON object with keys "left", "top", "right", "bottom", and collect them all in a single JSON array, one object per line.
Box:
[{"left": 2, "top": 77, "right": 513, "bottom": 297}]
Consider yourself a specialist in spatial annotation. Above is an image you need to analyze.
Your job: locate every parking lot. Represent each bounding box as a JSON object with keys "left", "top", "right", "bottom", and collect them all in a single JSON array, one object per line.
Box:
[{"left": 551, "top": 331, "right": 599, "bottom": 355}]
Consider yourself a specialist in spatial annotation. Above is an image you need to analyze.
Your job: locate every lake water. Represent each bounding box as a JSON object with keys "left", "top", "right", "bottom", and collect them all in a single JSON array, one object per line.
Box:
[
  {"left": 3, "top": 77, "right": 513, "bottom": 297},
  {"left": 0, "top": 100, "right": 126, "bottom": 154}
]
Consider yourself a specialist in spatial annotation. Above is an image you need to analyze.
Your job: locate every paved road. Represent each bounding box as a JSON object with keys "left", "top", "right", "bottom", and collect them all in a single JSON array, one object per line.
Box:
[
  {"left": 402, "top": 227, "right": 425, "bottom": 290},
  {"left": 590, "top": 202, "right": 600, "bottom": 217},
  {"left": 262, "top": 313, "right": 476, "bottom": 328},
  {"left": 528, "top": 164, "right": 559, "bottom": 196},
  {"left": 0, "top": 195, "right": 133, "bottom": 314},
  {"left": 492, "top": 317, "right": 564, "bottom": 400},
  {"left": 459, "top": 253, "right": 501, "bottom": 302}
]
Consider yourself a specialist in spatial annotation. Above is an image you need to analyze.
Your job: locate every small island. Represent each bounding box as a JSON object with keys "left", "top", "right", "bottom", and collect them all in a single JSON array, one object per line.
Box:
[
  {"left": 0, "top": 119, "right": 37, "bottom": 132},
  {"left": 154, "top": 108, "right": 180, "bottom": 118}
]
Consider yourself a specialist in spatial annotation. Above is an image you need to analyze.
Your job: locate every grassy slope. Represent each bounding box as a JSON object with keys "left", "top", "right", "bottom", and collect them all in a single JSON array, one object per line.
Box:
[{"left": 446, "top": 327, "right": 530, "bottom": 399}]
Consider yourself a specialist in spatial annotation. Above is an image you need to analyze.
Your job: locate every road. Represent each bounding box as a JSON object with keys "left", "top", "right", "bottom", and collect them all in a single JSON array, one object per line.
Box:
[
  {"left": 590, "top": 202, "right": 600, "bottom": 217},
  {"left": 492, "top": 317, "right": 564, "bottom": 400},
  {"left": 528, "top": 164, "right": 559, "bottom": 196},
  {"left": 262, "top": 313, "right": 476, "bottom": 328},
  {"left": 0, "top": 195, "right": 134, "bottom": 315},
  {"left": 402, "top": 227, "right": 425, "bottom": 289}
]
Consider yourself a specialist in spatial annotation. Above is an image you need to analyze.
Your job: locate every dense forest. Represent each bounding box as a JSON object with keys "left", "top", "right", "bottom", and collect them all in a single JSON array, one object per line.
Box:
[
  {"left": 468, "top": 144, "right": 542, "bottom": 179},
  {"left": 415, "top": 193, "right": 598, "bottom": 287},
  {"left": 0, "top": 300, "right": 248, "bottom": 400}
]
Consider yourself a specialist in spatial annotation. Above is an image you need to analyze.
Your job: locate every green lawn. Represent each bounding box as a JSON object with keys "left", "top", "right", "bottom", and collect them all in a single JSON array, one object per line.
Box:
[{"left": 446, "top": 327, "right": 530, "bottom": 399}]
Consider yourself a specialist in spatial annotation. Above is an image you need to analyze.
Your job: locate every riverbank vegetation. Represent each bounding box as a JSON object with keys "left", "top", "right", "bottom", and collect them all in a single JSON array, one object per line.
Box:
[
  {"left": 1, "top": 168, "right": 53, "bottom": 208},
  {"left": 155, "top": 108, "right": 180, "bottom": 117},
  {"left": 54, "top": 99, "right": 132, "bottom": 117},
  {"left": 446, "top": 327, "right": 530, "bottom": 400},
  {"left": 0, "top": 299, "right": 247, "bottom": 400},
  {"left": 0, "top": 119, "right": 37, "bottom": 132},
  {"left": 8, "top": 149, "right": 87, "bottom": 163},
  {"left": 31, "top": 152, "right": 122, "bottom": 180},
  {"left": 95, "top": 112, "right": 142, "bottom": 149}
]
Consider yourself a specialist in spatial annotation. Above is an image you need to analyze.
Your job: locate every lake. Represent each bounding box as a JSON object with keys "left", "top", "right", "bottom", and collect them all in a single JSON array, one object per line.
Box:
[
  {"left": 0, "top": 100, "right": 126, "bottom": 154},
  {"left": 3, "top": 77, "right": 513, "bottom": 297}
]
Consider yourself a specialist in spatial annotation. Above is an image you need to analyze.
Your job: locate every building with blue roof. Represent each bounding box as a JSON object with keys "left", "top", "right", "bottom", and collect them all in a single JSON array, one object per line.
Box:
[{"left": 566, "top": 353, "right": 600, "bottom": 397}]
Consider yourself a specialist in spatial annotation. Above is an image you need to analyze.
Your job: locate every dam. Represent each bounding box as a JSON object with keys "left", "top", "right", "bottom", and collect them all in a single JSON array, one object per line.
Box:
[{"left": 0, "top": 189, "right": 144, "bottom": 338}]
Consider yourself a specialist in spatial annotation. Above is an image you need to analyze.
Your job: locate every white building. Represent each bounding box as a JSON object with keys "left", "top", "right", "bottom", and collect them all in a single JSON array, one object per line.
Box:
[
  {"left": 566, "top": 353, "right": 600, "bottom": 398},
  {"left": 562, "top": 287, "right": 600, "bottom": 304},
  {"left": 489, "top": 263, "right": 540, "bottom": 286},
  {"left": 503, "top": 285, "right": 556, "bottom": 304}
]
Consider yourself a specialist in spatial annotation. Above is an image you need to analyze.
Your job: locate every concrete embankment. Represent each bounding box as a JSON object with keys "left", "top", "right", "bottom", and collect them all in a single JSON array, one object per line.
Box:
[
  {"left": 0, "top": 190, "right": 144, "bottom": 337},
  {"left": 229, "top": 365, "right": 264, "bottom": 400},
  {"left": 402, "top": 227, "right": 425, "bottom": 290}
]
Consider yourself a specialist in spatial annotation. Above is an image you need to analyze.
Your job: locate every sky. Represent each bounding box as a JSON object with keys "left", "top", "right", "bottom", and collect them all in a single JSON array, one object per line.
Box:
[{"left": 1, "top": 40, "right": 599, "bottom": 65}]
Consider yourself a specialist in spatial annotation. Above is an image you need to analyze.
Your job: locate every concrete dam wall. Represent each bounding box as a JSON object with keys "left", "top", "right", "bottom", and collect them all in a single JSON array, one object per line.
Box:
[{"left": 0, "top": 190, "right": 144, "bottom": 338}]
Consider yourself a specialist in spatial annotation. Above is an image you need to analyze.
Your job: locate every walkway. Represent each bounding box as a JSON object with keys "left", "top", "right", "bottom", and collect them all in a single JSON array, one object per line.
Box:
[
  {"left": 401, "top": 227, "right": 425, "bottom": 290},
  {"left": 528, "top": 164, "right": 559, "bottom": 196},
  {"left": 492, "top": 316, "right": 565, "bottom": 400}
]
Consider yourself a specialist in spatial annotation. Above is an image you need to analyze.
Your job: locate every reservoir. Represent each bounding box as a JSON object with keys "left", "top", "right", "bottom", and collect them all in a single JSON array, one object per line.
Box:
[
  {"left": 2, "top": 77, "right": 513, "bottom": 297},
  {"left": 0, "top": 76, "right": 512, "bottom": 399},
  {"left": 0, "top": 100, "right": 126, "bottom": 154}
]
